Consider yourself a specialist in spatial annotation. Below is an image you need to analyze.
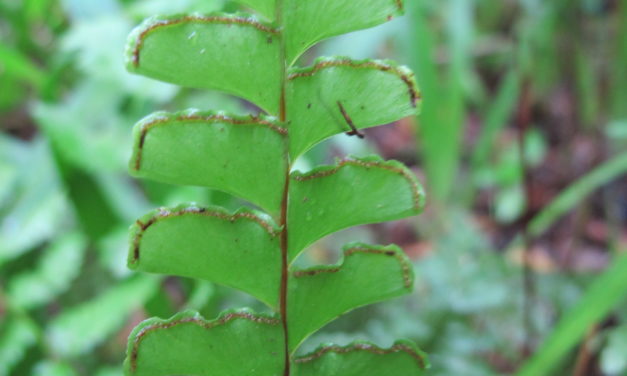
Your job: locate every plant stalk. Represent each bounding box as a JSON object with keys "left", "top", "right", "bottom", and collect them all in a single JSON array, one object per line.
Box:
[
  {"left": 279, "top": 173, "right": 290, "bottom": 376},
  {"left": 276, "top": 1, "right": 291, "bottom": 375},
  {"left": 516, "top": 78, "right": 536, "bottom": 357}
]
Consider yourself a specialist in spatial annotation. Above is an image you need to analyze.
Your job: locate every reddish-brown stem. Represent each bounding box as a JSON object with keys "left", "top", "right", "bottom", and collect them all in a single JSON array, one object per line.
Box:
[
  {"left": 279, "top": 166, "right": 290, "bottom": 376},
  {"left": 276, "top": 2, "right": 290, "bottom": 375},
  {"left": 573, "top": 324, "right": 598, "bottom": 376}
]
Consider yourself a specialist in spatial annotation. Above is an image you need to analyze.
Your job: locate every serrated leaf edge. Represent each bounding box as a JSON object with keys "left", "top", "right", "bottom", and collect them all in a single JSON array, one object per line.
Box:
[
  {"left": 288, "top": 56, "right": 421, "bottom": 109},
  {"left": 293, "top": 339, "right": 428, "bottom": 370},
  {"left": 291, "top": 156, "right": 426, "bottom": 212},
  {"left": 129, "top": 204, "right": 280, "bottom": 267},
  {"left": 126, "top": 309, "right": 281, "bottom": 374},
  {"left": 292, "top": 243, "right": 414, "bottom": 289},
  {"left": 126, "top": 12, "right": 279, "bottom": 68},
  {"left": 129, "top": 109, "right": 287, "bottom": 171}
]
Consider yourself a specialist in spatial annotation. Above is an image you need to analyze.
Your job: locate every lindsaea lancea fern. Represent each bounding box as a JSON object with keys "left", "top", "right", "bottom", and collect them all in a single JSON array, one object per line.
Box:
[{"left": 123, "top": 0, "right": 428, "bottom": 374}]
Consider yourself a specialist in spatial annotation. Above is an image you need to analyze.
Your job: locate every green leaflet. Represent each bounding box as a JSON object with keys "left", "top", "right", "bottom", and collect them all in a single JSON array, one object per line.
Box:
[
  {"left": 288, "top": 156, "right": 425, "bottom": 261},
  {"left": 286, "top": 57, "right": 420, "bottom": 157},
  {"left": 284, "top": 0, "right": 405, "bottom": 64},
  {"left": 129, "top": 204, "right": 282, "bottom": 308},
  {"left": 129, "top": 110, "right": 287, "bottom": 215},
  {"left": 125, "top": 310, "right": 284, "bottom": 376},
  {"left": 125, "top": 13, "right": 281, "bottom": 113},
  {"left": 293, "top": 341, "right": 428, "bottom": 376},
  {"left": 287, "top": 244, "right": 414, "bottom": 351}
]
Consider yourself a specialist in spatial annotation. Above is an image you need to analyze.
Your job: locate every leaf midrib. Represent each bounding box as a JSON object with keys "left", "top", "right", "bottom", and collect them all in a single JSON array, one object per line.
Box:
[{"left": 275, "top": 1, "right": 292, "bottom": 375}]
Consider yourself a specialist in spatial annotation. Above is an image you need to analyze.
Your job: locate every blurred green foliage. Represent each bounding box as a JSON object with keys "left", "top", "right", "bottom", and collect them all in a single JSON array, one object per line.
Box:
[{"left": 0, "top": 0, "right": 625, "bottom": 375}]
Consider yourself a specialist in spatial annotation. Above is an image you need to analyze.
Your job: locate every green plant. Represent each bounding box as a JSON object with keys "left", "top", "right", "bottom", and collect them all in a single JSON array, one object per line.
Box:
[{"left": 122, "top": 0, "right": 428, "bottom": 374}]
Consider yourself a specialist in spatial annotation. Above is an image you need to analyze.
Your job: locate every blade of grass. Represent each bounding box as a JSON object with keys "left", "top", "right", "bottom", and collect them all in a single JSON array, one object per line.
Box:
[
  {"left": 529, "top": 151, "right": 627, "bottom": 237},
  {"left": 409, "top": 1, "right": 465, "bottom": 202},
  {"left": 516, "top": 250, "right": 627, "bottom": 376},
  {"left": 611, "top": 1, "right": 626, "bottom": 119},
  {"left": 448, "top": 0, "right": 482, "bottom": 103},
  {"left": 575, "top": 47, "right": 600, "bottom": 129}
]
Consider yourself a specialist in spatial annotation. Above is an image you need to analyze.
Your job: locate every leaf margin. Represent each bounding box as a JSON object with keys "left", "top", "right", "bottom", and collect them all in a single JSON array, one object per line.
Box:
[
  {"left": 128, "top": 203, "right": 281, "bottom": 269},
  {"left": 124, "top": 12, "right": 281, "bottom": 113},
  {"left": 124, "top": 308, "right": 282, "bottom": 375},
  {"left": 293, "top": 339, "right": 429, "bottom": 373},
  {"left": 291, "top": 243, "right": 414, "bottom": 288},
  {"left": 288, "top": 56, "right": 421, "bottom": 109},
  {"left": 129, "top": 109, "right": 286, "bottom": 172},
  {"left": 125, "top": 12, "right": 279, "bottom": 69}
]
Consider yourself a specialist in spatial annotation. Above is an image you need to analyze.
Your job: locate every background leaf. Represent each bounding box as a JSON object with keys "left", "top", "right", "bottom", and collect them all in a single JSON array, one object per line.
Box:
[
  {"left": 46, "top": 275, "right": 159, "bottom": 357},
  {"left": 600, "top": 324, "right": 627, "bottom": 375},
  {"left": 0, "top": 137, "right": 69, "bottom": 264},
  {"left": 0, "top": 315, "right": 39, "bottom": 376},
  {"left": 0, "top": 42, "right": 46, "bottom": 90},
  {"left": 7, "top": 232, "right": 86, "bottom": 310},
  {"left": 33, "top": 361, "right": 78, "bottom": 376}
]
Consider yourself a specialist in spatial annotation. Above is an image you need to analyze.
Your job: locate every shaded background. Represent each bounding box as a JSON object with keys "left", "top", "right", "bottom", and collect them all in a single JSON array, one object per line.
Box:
[{"left": 1, "top": 0, "right": 626, "bottom": 375}]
